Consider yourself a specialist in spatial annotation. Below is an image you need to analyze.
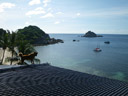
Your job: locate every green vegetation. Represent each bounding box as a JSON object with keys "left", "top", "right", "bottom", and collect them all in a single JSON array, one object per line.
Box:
[
  {"left": 17, "top": 25, "right": 50, "bottom": 44},
  {"left": 0, "top": 25, "right": 63, "bottom": 65},
  {"left": 8, "top": 32, "right": 17, "bottom": 65},
  {"left": 0, "top": 32, "right": 10, "bottom": 64},
  {"left": 0, "top": 27, "right": 40, "bottom": 65},
  {"left": 0, "top": 28, "right": 6, "bottom": 36}
]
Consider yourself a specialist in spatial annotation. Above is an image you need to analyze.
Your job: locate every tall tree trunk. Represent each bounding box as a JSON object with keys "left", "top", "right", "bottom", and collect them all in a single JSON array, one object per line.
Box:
[
  {"left": 1, "top": 49, "right": 5, "bottom": 64},
  {"left": 10, "top": 51, "right": 13, "bottom": 65}
]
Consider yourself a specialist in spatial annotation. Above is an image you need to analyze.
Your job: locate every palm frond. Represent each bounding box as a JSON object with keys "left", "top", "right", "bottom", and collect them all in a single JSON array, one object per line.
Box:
[
  {"left": 5, "top": 57, "right": 20, "bottom": 62},
  {"left": 34, "top": 58, "right": 40, "bottom": 64},
  {"left": 26, "top": 58, "right": 40, "bottom": 64}
]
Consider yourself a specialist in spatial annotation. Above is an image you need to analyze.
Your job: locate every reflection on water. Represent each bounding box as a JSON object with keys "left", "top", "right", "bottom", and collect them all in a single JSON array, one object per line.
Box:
[{"left": 35, "top": 34, "right": 128, "bottom": 82}]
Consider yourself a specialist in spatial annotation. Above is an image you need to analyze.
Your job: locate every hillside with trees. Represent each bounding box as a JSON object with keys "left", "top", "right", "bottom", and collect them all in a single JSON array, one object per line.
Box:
[
  {"left": 17, "top": 25, "right": 51, "bottom": 45},
  {"left": 17, "top": 25, "right": 63, "bottom": 45}
]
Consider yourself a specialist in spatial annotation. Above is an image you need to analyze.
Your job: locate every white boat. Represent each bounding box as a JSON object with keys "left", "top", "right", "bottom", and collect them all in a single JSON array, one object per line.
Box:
[
  {"left": 94, "top": 48, "right": 102, "bottom": 52},
  {"left": 94, "top": 44, "right": 102, "bottom": 52}
]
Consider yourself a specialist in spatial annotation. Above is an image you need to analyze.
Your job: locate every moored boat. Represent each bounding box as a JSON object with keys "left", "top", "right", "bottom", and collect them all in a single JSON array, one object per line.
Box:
[
  {"left": 104, "top": 41, "right": 110, "bottom": 44},
  {"left": 94, "top": 48, "right": 102, "bottom": 52}
]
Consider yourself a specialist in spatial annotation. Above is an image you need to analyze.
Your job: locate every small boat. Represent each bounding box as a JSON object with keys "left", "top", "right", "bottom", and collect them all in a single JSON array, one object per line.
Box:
[
  {"left": 104, "top": 41, "right": 110, "bottom": 44},
  {"left": 94, "top": 48, "right": 102, "bottom": 52}
]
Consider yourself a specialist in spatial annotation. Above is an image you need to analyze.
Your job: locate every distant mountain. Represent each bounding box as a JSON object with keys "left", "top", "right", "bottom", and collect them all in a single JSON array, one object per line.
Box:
[{"left": 83, "top": 31, "right": 103, "bottom": 37}]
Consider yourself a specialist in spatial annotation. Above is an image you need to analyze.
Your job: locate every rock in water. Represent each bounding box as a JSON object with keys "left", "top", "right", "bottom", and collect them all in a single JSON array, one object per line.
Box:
[
  {"left": 83, "top": 31, "right": 103, "bottom": 37},
  {"left": 84, "top": 31, "right": 97, "bottom": 37}
]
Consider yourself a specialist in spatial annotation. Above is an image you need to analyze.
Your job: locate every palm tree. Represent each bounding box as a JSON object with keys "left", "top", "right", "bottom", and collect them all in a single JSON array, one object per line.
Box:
[
  {"left": 17, "top": 40, "right": 35, "bottom": 55},
  {"left": 17, "top": 40, "right": 40, "bottom": 65},
  {"left": 8, "top": 32, "right": 17, "bottom": 65},
  {"left": 0, "top": 32, "right": 9, "bottom": 64}
]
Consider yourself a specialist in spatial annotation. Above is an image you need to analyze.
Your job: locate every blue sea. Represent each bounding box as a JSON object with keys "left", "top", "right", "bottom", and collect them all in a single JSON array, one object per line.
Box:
[{"left": 35, "top": 34, "right": 128, "bottom": 82}]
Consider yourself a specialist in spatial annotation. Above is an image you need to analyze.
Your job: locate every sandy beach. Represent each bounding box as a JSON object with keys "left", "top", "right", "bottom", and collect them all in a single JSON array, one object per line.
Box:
[{"left": 0, "top": 48, "right": 17, "bottom": 65}]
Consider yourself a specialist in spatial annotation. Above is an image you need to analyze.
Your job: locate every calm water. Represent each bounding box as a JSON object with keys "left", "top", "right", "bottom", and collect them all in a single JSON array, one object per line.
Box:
[{"left": 35, "top": 34, "right": 128, "bottom": 82}]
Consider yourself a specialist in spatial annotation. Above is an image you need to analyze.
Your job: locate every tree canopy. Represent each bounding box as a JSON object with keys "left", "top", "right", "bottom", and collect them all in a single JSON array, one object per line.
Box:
[
  {"left": 0, "top": 28, "right": 6, "bottom": 36},
  {"left": 17, "top": 25, "right": 50, "bottom": 44}
]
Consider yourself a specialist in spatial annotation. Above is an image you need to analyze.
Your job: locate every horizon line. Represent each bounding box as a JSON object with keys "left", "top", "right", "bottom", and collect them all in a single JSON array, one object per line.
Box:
[{"left": 48, "top": 33, "right": 128, "bottom": 35}]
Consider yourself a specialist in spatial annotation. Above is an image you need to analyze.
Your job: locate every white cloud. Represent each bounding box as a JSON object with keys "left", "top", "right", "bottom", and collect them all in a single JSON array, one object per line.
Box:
[
  {"left": 56, "top": 12, "right": 64, "bottom": 15},
  {"left": 41, "top": 13, "right": 54, "bottom": 18},
  {"left": 0, "top": 3, "right": 15, "bottom": 13},
  {"left": 47, "top": 8, "right": 52, "bottom": 11},
  {"left": 82, "top": 8, "right": 128, "bottom": 17},
  {"left": 43, "top": 0, "right": 51, "bottom": 7},
  {"left": 76, "top": 13, "right": 80, "bottom": 16},
  {"left": 26, "top": 7, "right": 45, "bottom": 16},
  {"left": 25, "top": 21, "right": 36, "bottom": 26},
  {"left": 54, "top": 21, "right": 60, "bottom": 24},
  {"left": 25, "top": 22, "right": 29, "bottom": 25},
  {"left": 29, "top": 0, "right": 41, "bottom": 6}
]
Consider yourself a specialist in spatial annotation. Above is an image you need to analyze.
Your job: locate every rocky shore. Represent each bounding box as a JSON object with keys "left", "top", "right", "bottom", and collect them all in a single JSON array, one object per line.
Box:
[
  {"left": 33, "top": 38, "right": 64, "bottom": 46},
  {"left": 0, "top": 64, "right": 127, "bottom": 95}
]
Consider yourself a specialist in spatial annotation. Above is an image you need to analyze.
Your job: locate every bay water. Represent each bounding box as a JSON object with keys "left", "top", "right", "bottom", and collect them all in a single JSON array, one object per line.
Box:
[{"left": 35, "top": 34, "right": 128, "bottom": 82}]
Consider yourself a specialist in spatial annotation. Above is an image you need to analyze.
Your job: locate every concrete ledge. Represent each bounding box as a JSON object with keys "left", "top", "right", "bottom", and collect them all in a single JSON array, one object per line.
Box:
[{"left": 0, "top": 63, "right": 49, "bottom": 73}]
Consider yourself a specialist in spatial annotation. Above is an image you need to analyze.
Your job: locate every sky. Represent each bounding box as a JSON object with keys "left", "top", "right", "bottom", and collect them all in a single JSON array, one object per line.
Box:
[{"left": 0, "top": 0, "right": 128, "bottom": 34}]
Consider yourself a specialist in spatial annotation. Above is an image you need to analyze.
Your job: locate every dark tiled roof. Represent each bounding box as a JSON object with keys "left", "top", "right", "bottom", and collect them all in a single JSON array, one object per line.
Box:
[{"left": 0, "top": 64, "right": 128, "bottom": 96}]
